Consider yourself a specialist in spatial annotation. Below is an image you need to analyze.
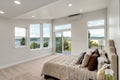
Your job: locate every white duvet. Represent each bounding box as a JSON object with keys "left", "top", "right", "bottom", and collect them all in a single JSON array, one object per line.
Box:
[{"left": 42, "top": 54, "right": 97, "bottom": 80}]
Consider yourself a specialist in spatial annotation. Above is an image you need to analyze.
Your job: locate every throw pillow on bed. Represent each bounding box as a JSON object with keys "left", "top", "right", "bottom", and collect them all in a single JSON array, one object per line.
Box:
[
  {"left": 88, "top": 53, "right": 99, "bottom": 71},
  {"left": 80, "top": 52, "right": 91, "bottom": 67},
  {"left": 97, "top": 56, "right": 107, "bottom": 70},
  {"left": 92, "top": 49, "right": 100, "bottom": 56},
  {"left": 97, "top": 50, "right": 110, "bottom": 70},
  {"left": 87, "top": 49, "right": 100, "bottom": 71},
  {"left": 76, "top": 52, "right": 86, "bottom": 64}
]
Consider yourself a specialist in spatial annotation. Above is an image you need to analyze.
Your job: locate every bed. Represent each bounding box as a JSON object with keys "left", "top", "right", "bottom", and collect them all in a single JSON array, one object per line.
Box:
[
  {"left": 41, "top": 40, "right": 118, "bottom": 80},
  {"left": 42, "top": 54, "right": 97, "bottom": 80},
  {"left": 107, "top": 40, "right": 118, "bottom": 80}
]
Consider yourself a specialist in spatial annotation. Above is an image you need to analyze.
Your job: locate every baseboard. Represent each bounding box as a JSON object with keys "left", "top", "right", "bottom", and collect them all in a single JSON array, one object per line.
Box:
[{"left": 0, "top": 54, "right": 51, "bottom": 69}]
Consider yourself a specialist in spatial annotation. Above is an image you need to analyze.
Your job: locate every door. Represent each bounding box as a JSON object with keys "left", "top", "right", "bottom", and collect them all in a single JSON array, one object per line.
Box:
[
  {"left": 55, "top": 32, "right": 62, "bottom": 53},
  {"left": 55, "top": 31, "right": 71, "bottom": 54},
  {"left": 63, "top": 31, "right": 71, "bottom": 54}
]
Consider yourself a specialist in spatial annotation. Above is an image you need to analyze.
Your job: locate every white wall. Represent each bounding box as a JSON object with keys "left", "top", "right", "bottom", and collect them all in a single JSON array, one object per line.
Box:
[
  {"left": 107, "top": 0, "right": 120, "bottom": 79},
  {"left": 53, "top": 9, "right": 107, "bottom": 55},
  {"left": 0, "top": 18, "right": 52, "bottom": 68},
  {"left": 0, "top": 9, "right": 108, "bottom": 69}
]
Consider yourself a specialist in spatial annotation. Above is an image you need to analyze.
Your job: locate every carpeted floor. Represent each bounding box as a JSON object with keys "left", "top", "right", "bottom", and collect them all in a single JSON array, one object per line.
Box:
[{"left": 0, "top": 55, "right": 58, "bottom": 80}]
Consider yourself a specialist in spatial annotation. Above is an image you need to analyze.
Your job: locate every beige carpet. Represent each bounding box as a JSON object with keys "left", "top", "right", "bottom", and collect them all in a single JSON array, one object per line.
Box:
[
  {"left": 0, "top": 55, "right": 58, "bottom": 80},
  {"left": 10, "top": 72, "right": 42, "bottom": 80},
  {"left": 10, "top": 72, "right": 55, "bottom": 80}
]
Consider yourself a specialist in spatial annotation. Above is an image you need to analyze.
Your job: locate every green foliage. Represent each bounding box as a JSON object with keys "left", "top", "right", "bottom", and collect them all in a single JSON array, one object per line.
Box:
[
  {"left": 20, "top": 37, "right": 26, "bottom": 45},
  {"left": 30, "top": 42, "right": 40, "bottom": 49},
  {"left": 90, "top": 40, "right": 98, "bottom": 47},
  {"left": 63, "top": 38, "right": 71, "bottom": 51},
  {"left": 56, "top": 37, "right": 62, "bottom": 53},
  {"left": 44, "top": 42, "right": 48, "bottom": 47},
  {"left": 56, "top": 37, "right": 71, "bottom": 53},
  {"left": 88, "top": 31, "right": 98, "bottom": 48},
  {"left": 105, "top": 74, "right": 115, "bottom": 80},
  {"left": 88, "top": 31, "right": 90, "bottom": 39}
]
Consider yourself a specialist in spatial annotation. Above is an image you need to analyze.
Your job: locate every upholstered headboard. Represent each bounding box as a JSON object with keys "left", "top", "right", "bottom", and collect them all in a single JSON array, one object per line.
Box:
[{"left": 108, "top": 40, "right": 118, "bottom": 80}]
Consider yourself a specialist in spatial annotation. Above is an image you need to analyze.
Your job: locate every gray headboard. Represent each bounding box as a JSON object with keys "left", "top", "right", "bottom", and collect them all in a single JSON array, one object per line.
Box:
[{"left": 108, "top": 40, "right": 118, "bottom": 80}]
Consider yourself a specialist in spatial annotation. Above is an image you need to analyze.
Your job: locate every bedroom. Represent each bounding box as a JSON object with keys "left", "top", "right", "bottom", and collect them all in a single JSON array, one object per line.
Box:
[{"left": 0, "top": 0, "right": 119, "bottom": 80}]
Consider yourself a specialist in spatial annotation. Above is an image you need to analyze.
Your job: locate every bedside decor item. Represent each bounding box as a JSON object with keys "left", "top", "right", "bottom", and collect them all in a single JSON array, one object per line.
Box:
[
  {"left": 104, "top": 63, "right": 114, "bottom": 80},
  {"left": 97, "top": 63, "right": 111, "bottom": 80},
  {"left": 97, "top": 68, "right": 105, "bottom": 80},
  {"left": 104, "top": 69, "right": 114, "bottom": 80},
  {"left": 97, "top": 63, "right": 115, "bottom": 80}
]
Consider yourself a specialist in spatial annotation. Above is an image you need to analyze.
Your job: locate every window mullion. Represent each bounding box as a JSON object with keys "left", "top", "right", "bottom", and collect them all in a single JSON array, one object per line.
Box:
[
  {"left": 50, "top": 24, "right": 52, "bottom": 48},
  {"left": 40, "top": 23, "right": 43, "bottom": 49}
]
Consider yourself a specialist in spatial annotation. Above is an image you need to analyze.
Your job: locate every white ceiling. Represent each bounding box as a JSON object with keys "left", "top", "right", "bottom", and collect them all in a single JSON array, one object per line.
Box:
[
  {"left": 0, "top": 0, "right": 109, "bottom": 19},
  {"left": 0, "top": 0, "right": 58, "bottom": 18}
]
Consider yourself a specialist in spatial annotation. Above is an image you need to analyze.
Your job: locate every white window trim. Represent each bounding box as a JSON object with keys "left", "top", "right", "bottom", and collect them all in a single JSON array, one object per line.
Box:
[
  {"left": 53, "top": 24, "right": 72, "bottom": 54},
  {"left": 87, "top": 20, "right": 106, "bottom": 49},
  {"left": 88, "top": 26, "right": 104, "bottom": 29},
  {"left": 42, "top": 23, "right": 52, "bottom": 49},
  {"left": 29, "top": 24, "right": 41, "bottom": 50},
  {"left": 14, "top": 27, "right": 27, "bottom": 48},
  {"left": 54, "top": 24, "right": 71, "bottom": 32},
  {"left": 29, "top": 23, "right": 52, "bottom": 51}
]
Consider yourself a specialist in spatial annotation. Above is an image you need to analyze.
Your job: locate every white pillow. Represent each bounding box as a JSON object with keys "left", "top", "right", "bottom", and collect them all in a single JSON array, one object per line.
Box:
[
  {"left": 98, "top": 56, "right": 108, "bottom": 63},
  {"left": 97, "top": 56, "right": 108, "bottom": 70},
  {"left": 99, "top": 50, "right": 106, "bottom": 55}
]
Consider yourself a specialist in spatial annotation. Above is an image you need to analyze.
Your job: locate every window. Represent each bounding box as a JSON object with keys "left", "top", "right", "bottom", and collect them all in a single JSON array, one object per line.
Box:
[
  {"left": 88, "top": 29, "right": 105, "bottom": 49},
  {"left": 55, "top": 24, "right": 71, "bottom": 54},
  {"left": 30, "top": 24, "right": 40, "bottom": 49},
  {"left": 55, "top": 24, "right": 71, "bottom": 31},
  {"left": 43, "top": 23, "right": 51, "bottom": 48},
  {"left": 88, "top": 19, "right": 105, "bottom": 49},
  {"left": 88, "top": 29, "right": 104, "bottom": 39},
  {"left": 88, "top": 19, "right": 104, "bottom": 27},
  {"left": 15, "top": 27, "right": 26, "bottom": 47}
]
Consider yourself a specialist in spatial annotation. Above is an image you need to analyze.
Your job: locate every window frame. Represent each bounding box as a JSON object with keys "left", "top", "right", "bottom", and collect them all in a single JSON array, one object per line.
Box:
[
  {"left": 29, "top": 24, "right": 41, "bottom": 50},
  {"left": 54, "top": 24, "right": 71, "bottom": 32},
  {"left": 88, "top": 19, "right": 105, "bottom": 27},
  {"left": 29, "top": 23, "right": 52, "bottom": 51},
  {"left": 53, "top": 24, "right": 72, "bottom": 54},
  {"left": 87, "top": 19, "right": 106, "bottom": 49},
  {"left": 42, "top": 23, "right": 52, "bottom": 48},
  {"left": 14, "top": 27, "right": 27, "bottom": 48}
]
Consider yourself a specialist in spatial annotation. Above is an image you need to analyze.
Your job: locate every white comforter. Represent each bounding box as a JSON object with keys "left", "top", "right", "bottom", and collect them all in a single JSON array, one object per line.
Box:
[{"left": 42, "top": 54, "right": 97, "bottom": 80}]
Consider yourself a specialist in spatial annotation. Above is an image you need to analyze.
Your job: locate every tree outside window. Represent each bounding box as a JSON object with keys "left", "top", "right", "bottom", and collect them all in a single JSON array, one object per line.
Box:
[{"left": 15, "top": 27, "right": 26, "bottom": 47}]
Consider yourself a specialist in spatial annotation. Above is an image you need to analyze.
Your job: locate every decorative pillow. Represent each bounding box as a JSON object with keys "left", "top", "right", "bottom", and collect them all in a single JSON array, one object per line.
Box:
[
  {"left": 104, "top": 53, "right": 110, "bottom": 64},
  {"left": 92, "top": 49, "right": 100, "bottom": 57},
  {"left": 97, "top": 52, "right": 110, "bottom": 70},
  {"left": 76, "top": 52, "right": 86, "bottom": 64},
  {"left": 100, "top": 50, "right": 110, "bottom": 62},
  {"left": 88, "top": 53, "right": 98, "bottom": 71},
  {"left": 80, "top": 52, "right": 91, "bottom": 68},
  {"left": 99, "top": 50, "right": 106, "bottom": 55},
  {"left": 97, "top": 56, "right": 106, "bottom": 70}
]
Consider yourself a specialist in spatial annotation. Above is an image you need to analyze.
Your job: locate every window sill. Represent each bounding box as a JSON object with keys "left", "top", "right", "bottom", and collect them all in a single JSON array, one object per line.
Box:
[
  {"left": 15, "top": 46, "right": 27, "bottom": 48},
  {"left": 30, "top": 47, "right": 52, "bottom": 51}
]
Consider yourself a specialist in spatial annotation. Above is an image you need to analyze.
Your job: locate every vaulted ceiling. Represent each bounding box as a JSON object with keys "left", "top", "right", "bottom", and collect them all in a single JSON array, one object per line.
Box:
[{"left": 0, "top": 0, "right": 109, "bottom": 19}]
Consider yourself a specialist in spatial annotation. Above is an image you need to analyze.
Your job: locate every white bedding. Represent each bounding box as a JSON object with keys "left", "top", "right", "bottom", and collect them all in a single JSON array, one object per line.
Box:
[{"left": 42, "top": 54, "right": 97, "bottom": 80}]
